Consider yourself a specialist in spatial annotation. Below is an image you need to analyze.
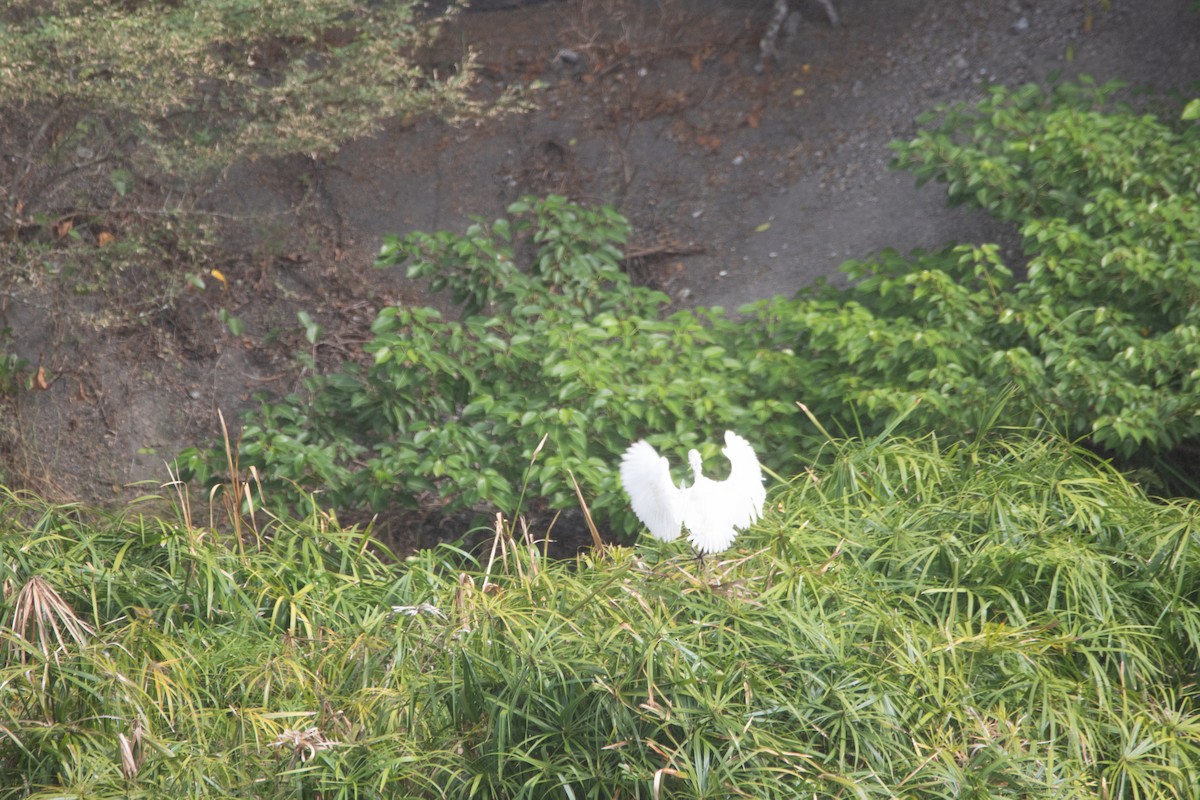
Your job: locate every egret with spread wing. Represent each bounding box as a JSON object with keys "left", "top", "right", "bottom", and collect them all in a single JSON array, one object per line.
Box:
[{"left": 619, "top": 431, "right": 765, "bottom": 554}]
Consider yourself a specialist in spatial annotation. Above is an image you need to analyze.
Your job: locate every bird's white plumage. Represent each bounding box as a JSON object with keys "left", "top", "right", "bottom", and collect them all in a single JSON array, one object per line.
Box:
[
  {"left": 619, "top": 441, "right": 684, "bottom": 542},
  {"left": 619, "top": 431, "right": 766, "bottom": 554}
]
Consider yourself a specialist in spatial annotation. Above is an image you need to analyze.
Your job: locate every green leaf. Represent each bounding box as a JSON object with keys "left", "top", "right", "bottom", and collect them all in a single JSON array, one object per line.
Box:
[
  {"left": 218, "top": 308, "right": 244, "bottom": 337},
  {"left": 108, "top": 168, "right": 134, "bottom": 197},
  {"left": 297, "top": 310, "right": 322, "bottom": 345}
]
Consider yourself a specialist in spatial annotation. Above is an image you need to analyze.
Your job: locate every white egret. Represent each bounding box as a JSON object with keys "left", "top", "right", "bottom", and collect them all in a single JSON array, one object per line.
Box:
[{"left": 619, "top": 431, "right": 766, "bottom": 554}]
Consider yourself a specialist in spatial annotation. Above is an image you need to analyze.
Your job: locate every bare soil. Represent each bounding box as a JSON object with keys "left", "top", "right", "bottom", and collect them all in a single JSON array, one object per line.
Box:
[{"left": 3, "top": 0, "right": 1198, "bottom": 547}]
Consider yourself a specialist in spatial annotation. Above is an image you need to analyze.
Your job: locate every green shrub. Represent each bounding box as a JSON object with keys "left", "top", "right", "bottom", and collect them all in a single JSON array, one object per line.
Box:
[
  {"left": 185, "top": 195, "right": 793, "bottom": 533},
  {"left": 750, "top": 78, "right": 1200, "bottom": 465},
  {"left": 193, "top": 80, "right": 1200, "bottom": 531},
  {"left": 753, "top": 76, "right": 1200, "bottom": 470},
  {"left": 871, "top": 79, "right": 1200, "bottom": 457}
]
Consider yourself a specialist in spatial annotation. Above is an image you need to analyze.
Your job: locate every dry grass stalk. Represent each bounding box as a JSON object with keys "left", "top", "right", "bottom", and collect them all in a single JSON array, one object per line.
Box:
[
  {"left": 483, "top": 512, "right": 505, "bottom": 592},
  {"left": 568, "top": 469, "right": 605, "bottom": 552},
  {"left": 518, "top": 516, "right": 540, "bottom": 578}
]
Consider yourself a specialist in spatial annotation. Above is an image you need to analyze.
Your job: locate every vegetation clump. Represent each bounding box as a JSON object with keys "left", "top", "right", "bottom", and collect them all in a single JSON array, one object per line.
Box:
[
  {"left": 185, "top": 195, "right": 770, "bottom": 533},
  {"left": 0, "top": 0, "right": 483, "bottom": 177},
  {"left": 4, "top": 431, "right": 1200, "bottom": 797},
  {"left": 801, "top": 78, "right": 1200, "bottom": 461}
]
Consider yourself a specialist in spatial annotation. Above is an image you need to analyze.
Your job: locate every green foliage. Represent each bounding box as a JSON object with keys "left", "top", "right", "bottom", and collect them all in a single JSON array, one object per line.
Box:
[
  {"left": 199, "top": 81, "right": 1200, "bottom": 531},
  {"left": 0, "top": 0, "right": 483, "bottom": 177},
  {"left": 188, "top": 195, "right": 795, "bottom": 532},
  {"left": 932, "top": 82, "right": 1200, "bottom": 454},
  {"left": 5, "top": 431, "right": 1200, "bottom": 797},
  {"left": 753, "top": 79, "right": 1200, "bottom": 462},
  {"left": 218, "top": 307, "right": 245, "bottom": 338},
  {"left": 0, "top": 328, "right": 30, "bottom": 396}
]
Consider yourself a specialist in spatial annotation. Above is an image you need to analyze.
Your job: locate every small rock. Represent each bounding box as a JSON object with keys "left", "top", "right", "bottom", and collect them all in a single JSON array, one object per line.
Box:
[{"left": 1011, "top": 16, "right": 1029, "bottom": 33}]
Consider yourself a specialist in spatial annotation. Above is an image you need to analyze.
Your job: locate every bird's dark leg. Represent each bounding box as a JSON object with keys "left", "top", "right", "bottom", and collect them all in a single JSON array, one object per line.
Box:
[
  {"left": 817, "top": 0, "right": 839, "bottom": 26},
  {"left": 756, "top": 0, "right": 790, "bottom": 74},
  {"left": 757, "top": 0, "right": 839, "bottom": 74}
]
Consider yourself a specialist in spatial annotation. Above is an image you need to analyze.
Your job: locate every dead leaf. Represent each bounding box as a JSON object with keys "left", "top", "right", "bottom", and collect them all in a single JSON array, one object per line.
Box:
[
  {"left": 691, "top": 52, "right": 703, "bottom": 73},
  {"left": 210, "top": 268, "right": 228, "bottom": 288},
  {"left": 97, "top": 231, "right": 115, "bottom": 247},
  {"left": 53, "top": 218, "right": 73, "bottom": 239},
  {"left": 745, "top": 111, "right": 761, "bottom": 129},
  {"left": 34, "top": 367, "right": 48, "bottom": 390}
]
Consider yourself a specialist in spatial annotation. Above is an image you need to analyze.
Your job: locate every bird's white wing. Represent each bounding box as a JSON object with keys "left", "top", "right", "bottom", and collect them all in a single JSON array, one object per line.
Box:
[
  {"left": 723, "top": 430, "right": 766, "bottom": 527},
  {"left": 620, "top": 441, "right": 684, "bottom": 541}
]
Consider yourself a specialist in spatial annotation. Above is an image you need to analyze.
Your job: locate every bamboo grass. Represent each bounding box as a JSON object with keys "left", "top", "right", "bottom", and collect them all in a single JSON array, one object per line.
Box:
[{"left": 0, "top": 430, "right": 1197, "bottom": 798}]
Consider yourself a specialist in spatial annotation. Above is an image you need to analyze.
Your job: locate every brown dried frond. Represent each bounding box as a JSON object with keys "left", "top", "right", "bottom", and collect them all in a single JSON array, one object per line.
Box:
[
  {"left": 10, "top": 575, "right": 94, "bottom": 661},
  {"left": 270, "top": 725, "right": 338, "bottom": 764},
  {"left": 118, "top": 719, "right": 144, "bottom": 780}
]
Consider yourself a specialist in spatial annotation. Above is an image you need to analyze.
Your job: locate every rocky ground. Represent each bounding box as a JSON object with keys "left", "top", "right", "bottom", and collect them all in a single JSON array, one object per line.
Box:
[{"left": 3, "top": 0, "right": 1198, "bottom": 545}]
